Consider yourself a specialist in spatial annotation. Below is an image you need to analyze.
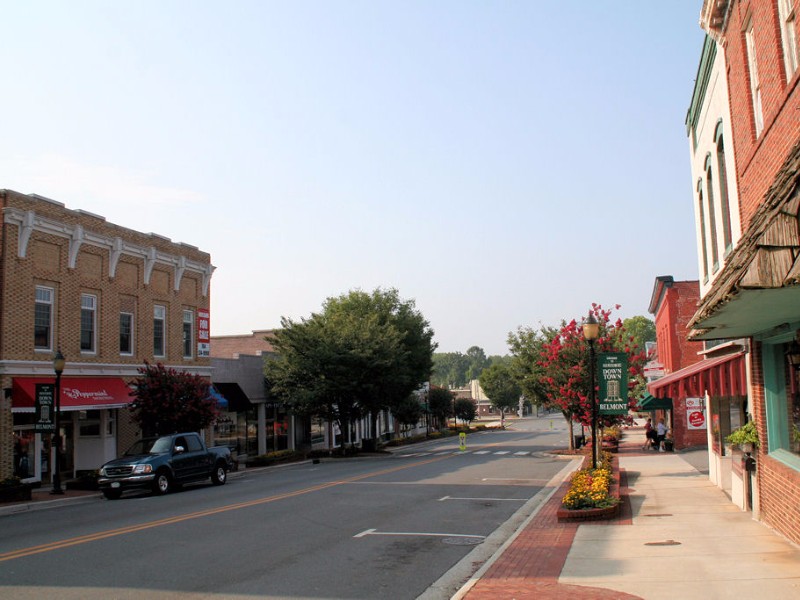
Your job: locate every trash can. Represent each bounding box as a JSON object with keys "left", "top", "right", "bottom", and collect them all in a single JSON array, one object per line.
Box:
[
  {"left": 663, "top": 439, "right": 674, "bottom": 452},
  {"left": 574, "top": 435, "right": 585, "bottom": 449}
]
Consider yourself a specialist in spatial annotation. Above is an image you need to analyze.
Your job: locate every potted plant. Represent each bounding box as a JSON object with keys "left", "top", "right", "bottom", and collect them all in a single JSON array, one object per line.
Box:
[{"left": 726, "top": 421, "right": 759, "bottom": 454}]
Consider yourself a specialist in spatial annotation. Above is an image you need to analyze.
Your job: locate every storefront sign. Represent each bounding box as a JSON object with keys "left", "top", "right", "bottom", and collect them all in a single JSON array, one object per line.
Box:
[
  {"left": 197, "top": 308, "right": 210, "bottom": 357},
  {"left": 598, "top": 352, "right": 629, "bottom": 415},
  {"left": 686, "top": 397, "right": 706, "bottom": 430},
  {"left": 34, "top": 383, "right": 55, "bottom": 433}
]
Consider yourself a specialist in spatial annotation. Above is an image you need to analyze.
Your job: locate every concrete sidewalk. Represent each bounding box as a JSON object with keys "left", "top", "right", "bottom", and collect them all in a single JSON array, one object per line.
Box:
[{"left": 456, "top": 429, "right": 800, "bottom": 600}]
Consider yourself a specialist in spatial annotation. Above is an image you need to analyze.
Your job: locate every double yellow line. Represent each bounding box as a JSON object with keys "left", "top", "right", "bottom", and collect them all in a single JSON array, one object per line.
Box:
[{"left": 1, "top": 453, "right": 453, "bottom": 563}]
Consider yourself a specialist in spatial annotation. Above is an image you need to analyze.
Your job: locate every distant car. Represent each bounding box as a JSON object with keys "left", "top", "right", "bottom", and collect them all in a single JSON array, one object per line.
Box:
[{"left": 98, "top": 432, "right": 232, "bottom": 500}]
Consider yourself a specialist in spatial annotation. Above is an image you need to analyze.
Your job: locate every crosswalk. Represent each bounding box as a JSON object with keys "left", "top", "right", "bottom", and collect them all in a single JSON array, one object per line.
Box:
[{"left": 395, "top": 449, "right": 536, "bottom": 458}]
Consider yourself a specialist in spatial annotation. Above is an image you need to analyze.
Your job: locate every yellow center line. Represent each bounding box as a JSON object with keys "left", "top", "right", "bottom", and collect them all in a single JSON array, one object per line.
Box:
[{"left": 1, "top": 448, "right": 483, "bottom": 563}]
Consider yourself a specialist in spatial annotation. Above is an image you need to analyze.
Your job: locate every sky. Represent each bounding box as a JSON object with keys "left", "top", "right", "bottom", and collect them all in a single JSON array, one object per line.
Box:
[{"left": 1, "top": 1, "right": 707, "bottom": 356}]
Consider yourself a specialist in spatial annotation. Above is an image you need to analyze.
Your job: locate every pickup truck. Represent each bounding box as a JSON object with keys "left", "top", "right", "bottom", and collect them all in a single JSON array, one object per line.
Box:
[{"left": 98, "top": 432, "right": 232, "bottom": 500}]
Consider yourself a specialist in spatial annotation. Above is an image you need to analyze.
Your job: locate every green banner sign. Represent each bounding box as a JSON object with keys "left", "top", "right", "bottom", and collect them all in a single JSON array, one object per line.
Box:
[
  {"left": 35, "top": 383, "right": 56, "bottom": 433},
  {"left": 598, "top": 352, "right": 629, "bottom": 415}
]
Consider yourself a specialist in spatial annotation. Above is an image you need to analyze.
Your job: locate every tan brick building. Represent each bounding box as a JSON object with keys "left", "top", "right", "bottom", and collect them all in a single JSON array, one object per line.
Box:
[{"left": 1, "top": 189, "right": 214, "bottom": 484}]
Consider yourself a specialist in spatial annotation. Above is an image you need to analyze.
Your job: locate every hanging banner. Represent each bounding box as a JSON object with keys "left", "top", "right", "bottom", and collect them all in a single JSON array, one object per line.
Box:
[
  {"left": 197, "top": 308, "right": 210, "bottom": 358},
  {"left": 34, "top": 383, "right": 56, "bottom": 433},
  {"left": 598, "top": 352, "right": 629, "bottom": 415}
]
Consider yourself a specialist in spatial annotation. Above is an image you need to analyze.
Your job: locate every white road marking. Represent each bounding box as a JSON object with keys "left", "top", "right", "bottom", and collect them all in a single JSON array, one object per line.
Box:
[
  {"left": 438, "top": 496, "right": 526, "bottom": 502},
  {"left": 473, "top": 450, "right": 490, "bottom": 455},
  {"left": 354, "top": 529, "right": 485, "bottom": 539},
  {"left": 494, "top": 451, "right": 510, "bottom": 455},
  {"left": 514, "top": 451, "right": 530, "bottom": 456}
]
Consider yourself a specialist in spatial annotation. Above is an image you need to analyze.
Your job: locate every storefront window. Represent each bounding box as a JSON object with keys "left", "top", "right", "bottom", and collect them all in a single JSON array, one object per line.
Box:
[
  {"left": 787, "top": 360, "right": 800, "bottom": 456},
  {"left": 709, "top": 395, "right": 747, "bottom": 456},
  {"left": 79, "top": 410, "right": 101, "bottom": 437}
]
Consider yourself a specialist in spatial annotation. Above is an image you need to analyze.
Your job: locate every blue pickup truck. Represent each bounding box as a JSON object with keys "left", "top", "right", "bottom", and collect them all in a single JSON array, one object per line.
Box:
[{"left": 98, "top": 432, "right": 232, "bottom": 500}]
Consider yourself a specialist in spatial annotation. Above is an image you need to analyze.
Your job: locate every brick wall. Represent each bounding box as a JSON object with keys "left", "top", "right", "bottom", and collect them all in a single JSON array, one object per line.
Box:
[
  {"left": 725, "top": 0, "right": 800, "bottom": 228},
  {"left": 671, "top": 396, "right": 709, "bottom": 449},
  {"left": 0, "top": 190, "right": 214, "bottom": 480}
]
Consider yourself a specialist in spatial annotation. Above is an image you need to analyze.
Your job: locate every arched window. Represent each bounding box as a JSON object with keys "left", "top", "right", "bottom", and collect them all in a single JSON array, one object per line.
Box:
[
  {"left": 697, "top": 179, "right": 709, "bottom": 282},
  {"left": 705, "top": 154, "right": 719, "bottom": 271},
  {"left": 714, "top": 122, "right": 734, "bottom": 254}
]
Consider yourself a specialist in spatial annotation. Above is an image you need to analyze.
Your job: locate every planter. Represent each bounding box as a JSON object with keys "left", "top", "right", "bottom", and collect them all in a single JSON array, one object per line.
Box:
[
  {"left": 0, "top": 484, "right": 32, "bottom": 503},
  {"left": 557, "top": 456, "right": 622, "bottom": 523}
]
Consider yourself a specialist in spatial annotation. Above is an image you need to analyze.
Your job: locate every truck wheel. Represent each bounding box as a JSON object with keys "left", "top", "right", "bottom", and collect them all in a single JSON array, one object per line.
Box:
[
  {"left": 211, "top": 463, "right": 227, "bottom": 486},
  {"left": 152, "top": 470, "right": 171, "bottom": 495},
  {"left": 103, "top": 489, "right": 122, "bottom": 500}
]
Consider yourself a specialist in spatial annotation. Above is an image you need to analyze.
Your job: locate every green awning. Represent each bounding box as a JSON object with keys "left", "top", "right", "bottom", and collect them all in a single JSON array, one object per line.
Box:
[{"left": 638, "top": 393, "right": 673, "bottom": 411}]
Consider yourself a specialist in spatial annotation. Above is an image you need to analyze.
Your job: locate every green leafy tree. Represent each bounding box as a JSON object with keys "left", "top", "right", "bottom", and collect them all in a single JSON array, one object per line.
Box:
[
  {"left": 479, "top": 363, "right": 521, "bottom": 427},
  {"left": 393, "top": 394, "right": 424, "bottom": 437},
  {"left": 507, "top": 325, "right": 558, "bottom": 410},
  {"left": 129, "top": 362, "right": 218, "bottom": 436},
  {"left": 266, "top": 288, "right": 435, "bottom": 450},
  {"left": 465, "top": 346, "right": 490, "bottom": 381},
  {"left": 431, "top": 352, "right": 469, "bottom": 388},
  {"left": 454, "top": 398, "right": 477, "bottom": 426},
  {"left": 428, "top": 386, "right": 455, "bottom": 430},
  {"left": 622, "top": 316, "right": 656, "bottom": 357}
]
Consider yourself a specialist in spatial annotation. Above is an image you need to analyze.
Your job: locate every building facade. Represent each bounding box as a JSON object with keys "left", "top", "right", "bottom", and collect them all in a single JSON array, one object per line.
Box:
[
  {"left": 1, "top": 190, "right": 214, "bottom": 483},
  {"left": 686, "top": 0, "right": 800, "bottom": 543}
]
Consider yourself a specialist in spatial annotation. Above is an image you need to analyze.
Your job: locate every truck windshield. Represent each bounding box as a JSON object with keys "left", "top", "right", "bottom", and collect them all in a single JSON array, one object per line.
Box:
[{"left": 124, "top": 437, "right": 172, "bottom": 456}]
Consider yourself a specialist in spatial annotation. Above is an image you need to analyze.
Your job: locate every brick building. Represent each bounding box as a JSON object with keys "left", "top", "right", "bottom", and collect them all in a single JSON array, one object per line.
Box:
[
  {"left": 1, "top": 190, "right": 214, "bottom": 484},
  {"left": 683, "top": 0, "right": 800, "bottom": 544}
]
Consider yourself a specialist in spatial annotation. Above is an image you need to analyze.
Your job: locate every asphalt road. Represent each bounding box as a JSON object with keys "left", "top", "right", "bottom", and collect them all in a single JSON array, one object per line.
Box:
[{"left": 0, "top": 419, "right": 577, "bottom": 600}]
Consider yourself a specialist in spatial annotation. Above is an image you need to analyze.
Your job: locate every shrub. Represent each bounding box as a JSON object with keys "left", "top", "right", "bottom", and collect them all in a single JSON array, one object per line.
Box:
[{"left": 561, "top": 452, "right": 618, "bottom": 510}]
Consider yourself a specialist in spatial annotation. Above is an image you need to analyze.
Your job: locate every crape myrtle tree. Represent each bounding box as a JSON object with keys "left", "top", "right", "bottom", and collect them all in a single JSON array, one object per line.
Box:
[
  {"left": 479, "top": 363, "right": 521, "bottom": 428},
  {"left": 538, "top": 304, "right": 646, "bottom": 450},
  {"left": 428, "top": 386, "right": 455, "bottom": 430},
  {"left": 129, "top": 362, "right": 218, "bottom": 437},
  {"left": 265, "top": 288, "right": 436, "bottom": 451}
]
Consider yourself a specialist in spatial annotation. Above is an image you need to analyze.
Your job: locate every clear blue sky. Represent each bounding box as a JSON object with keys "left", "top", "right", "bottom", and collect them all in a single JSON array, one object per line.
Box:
[{"left": 1, "top": 1, "right": 706, "bottom": 356}]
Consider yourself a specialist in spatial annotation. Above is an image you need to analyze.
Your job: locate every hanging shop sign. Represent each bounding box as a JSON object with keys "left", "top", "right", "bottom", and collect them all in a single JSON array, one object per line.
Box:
[
  {"left": 197, "top": 308, "right": 210, "bottom": 357},
  {"left": 598, "top": 352, "right": 629, "bottom": 415},
  {"left": 34, "top": 383, "right": 55, "bottom": 433},
  {"left": 686, "top": 397, "right": 707, "bottom": 430}
]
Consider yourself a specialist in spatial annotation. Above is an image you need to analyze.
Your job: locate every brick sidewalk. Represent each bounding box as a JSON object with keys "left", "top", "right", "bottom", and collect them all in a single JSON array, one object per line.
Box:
[{"left": 461, "top": 461, "right": 640, "bottom": 600}]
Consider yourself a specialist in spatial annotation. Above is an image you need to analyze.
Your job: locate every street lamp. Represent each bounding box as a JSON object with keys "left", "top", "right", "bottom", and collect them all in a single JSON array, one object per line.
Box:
[
  {"left": 582, "top": 314, "right": 600, "bottom": 469},
  {"left": 51, "top": 349, "right": 65, "bottom": 495}
]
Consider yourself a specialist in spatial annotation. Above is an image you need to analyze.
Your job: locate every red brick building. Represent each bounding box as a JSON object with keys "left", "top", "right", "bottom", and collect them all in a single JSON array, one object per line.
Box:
[
  {"left": 1, "top": 190, "right": 214, "bottom": 484},
  {"left": 686, "top": 0, "right": 800, "bottom": 545}
]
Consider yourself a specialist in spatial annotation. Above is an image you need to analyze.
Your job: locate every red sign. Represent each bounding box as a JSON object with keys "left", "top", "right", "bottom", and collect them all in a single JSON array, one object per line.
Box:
[
  {"left": 197, "top": 309, "right": 210, "bottom": 358},
  {"left": 688, "top": 410, "right": 705, "bottom": 429}
]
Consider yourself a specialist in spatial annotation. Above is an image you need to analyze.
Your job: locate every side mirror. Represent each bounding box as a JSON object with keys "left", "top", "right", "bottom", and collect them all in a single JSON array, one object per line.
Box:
[{"left": 174, "top": 445, "right": 185, "bottom": 454}]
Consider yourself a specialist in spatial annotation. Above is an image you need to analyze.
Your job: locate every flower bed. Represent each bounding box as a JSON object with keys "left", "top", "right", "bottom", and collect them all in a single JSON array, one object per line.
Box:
[{"left": 557, "top": 452, "right": 621, "bottom": 522}]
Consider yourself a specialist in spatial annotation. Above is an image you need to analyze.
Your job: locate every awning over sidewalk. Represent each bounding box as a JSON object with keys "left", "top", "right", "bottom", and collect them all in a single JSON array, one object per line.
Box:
[
  {"left": 11, "top": 377, "right": 133, "bottom": 412},
  {"left": 647, "top": 352, "right": 746, "bottom": 399},
  {"left": 213, "top": 382, "right": 252, "bottom": 412},
  {"left": 638, "top": 393, "right": 673, "bottom": 411}
]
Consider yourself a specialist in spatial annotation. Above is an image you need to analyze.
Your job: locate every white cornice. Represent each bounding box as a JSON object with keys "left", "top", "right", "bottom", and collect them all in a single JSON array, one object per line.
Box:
[
  {"left": 3, "top": 207, "right": 215, "bottom": 296},
  {"left": 0, "top": 359, "right": 212, "bottom": 378}
]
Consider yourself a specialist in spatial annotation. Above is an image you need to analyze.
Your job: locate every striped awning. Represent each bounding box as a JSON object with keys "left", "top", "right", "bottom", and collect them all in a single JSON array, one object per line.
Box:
[{"left": 647, "top": 352, "right": 746, "bottom": 399}]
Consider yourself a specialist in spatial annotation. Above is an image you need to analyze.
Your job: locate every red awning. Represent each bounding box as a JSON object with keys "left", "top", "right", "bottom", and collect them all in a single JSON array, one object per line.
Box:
[
  {"left": 647, "top": 352, "right": 747, "bottom": 399},
  {"left": 12, "top": 377, "right": 134, "bottom": 412}
]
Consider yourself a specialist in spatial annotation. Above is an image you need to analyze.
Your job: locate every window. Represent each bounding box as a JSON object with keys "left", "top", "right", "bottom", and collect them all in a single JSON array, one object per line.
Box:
[
  {"left": 34, "top": 286, "right": 54, "bottom": 350},
  {"left": 183, "top": 309, "right": 193, "bottom": 359},
  {"left": 715, "top": 129, "right": 734, "bottom": 253},
  {"left": 778, "top": 0, "right": 798, "bottom": 79},
  {"left": 80, "top": 294, "right": 97, "bottom": 353},
  {"left": 78, "top": 410, "right": 101, "bottom": 437},
  {"left": 697, "top": 181, "right": 709, "bottom": 282},
  {"left": 119, "top": 312, "right": 134, "bottom": 355},
  {"left": 154, "top": 304, "right": 166, "bottom": 357},
  {"left": 705, "top": 156, "right": 720, "bottom": 271},
  {"left": 745, "top": 18, "right": 764, "bottom": 136}
]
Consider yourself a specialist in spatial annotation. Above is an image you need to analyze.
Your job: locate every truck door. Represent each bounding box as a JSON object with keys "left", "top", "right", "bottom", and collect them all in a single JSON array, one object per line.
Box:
[{"left": 184, "top": 434, "right": 209, "bottom": 480}]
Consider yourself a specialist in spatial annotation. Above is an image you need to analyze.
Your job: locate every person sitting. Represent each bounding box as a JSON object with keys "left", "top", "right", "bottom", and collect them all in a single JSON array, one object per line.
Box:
[{"left": 656, "top": 419, "right": 668, "bottom": 452}]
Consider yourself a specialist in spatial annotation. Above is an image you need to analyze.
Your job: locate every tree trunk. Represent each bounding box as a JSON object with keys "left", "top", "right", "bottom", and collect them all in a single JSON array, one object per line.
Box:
[{"left": 564, "top": 412, "right": 575, "bottom": 451}]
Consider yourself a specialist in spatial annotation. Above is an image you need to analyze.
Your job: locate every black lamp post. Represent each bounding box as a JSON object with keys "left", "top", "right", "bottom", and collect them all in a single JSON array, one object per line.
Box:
[
  {"left": 51, "top": 349, "right": 65, "bottom": 495},
  {"left": 582, "top": 314, "right": 600, "bottom": 470}
]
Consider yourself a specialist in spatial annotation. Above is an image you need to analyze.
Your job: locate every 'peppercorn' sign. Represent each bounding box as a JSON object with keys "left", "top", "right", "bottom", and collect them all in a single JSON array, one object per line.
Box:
[{"left": 598, "top": 352, "right": 629, "bottom": 415}]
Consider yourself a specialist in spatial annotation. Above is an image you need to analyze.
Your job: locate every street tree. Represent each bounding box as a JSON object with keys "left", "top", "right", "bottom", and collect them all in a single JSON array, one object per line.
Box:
[
  {"left": 428, "top": 386, "right": 455, "bottom": 430},
  {"left": 507, "top": 324, "right": 558, "bottom": 410},
  {"left": 454, "top": 398, "right": 476, "bottom": 426},
  {"left": 465, "top": 345, "right": 490, "bottom": 381},
  {"left": 129, "top": 362, "right": 218, "bottom": 436},
  {"left": 537, "top": 304, "right": 646, "bottom": 450},
  {"left": 266, "top": 288, "right": 435, "bottom": 450},
  {"left": 622, "top": 316, "right": 656, "bottom": 356},
  {"left": 393, "top": 394, "right": 424, "bottom": 437},
  {"left": 479, "top": 363, "right": 521, "bottom": 428}
]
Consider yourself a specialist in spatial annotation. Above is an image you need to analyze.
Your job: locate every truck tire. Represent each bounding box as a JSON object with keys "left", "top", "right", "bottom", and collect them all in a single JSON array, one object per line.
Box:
[
  {"left": 152, "top": 470, "right": 171, "bottom": 495},
  {"left": 102, "top": 489, "right": 122, "bottom": 500},
  {"left": 211, "top": 462, "right": 227, "bottom": 486}
]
